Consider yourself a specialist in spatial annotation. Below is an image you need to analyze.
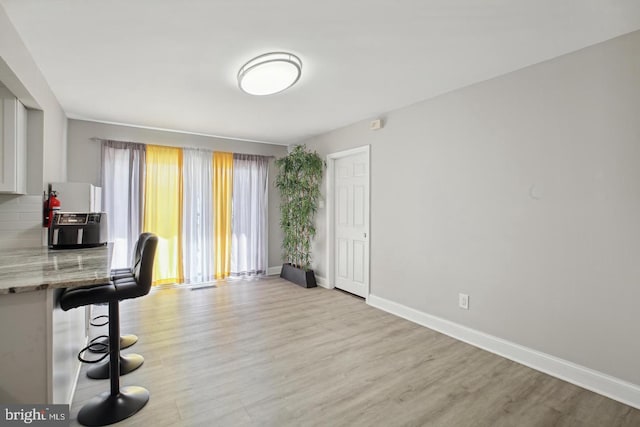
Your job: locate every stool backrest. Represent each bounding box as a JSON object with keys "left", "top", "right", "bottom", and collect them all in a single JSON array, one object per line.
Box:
[
  {"left": 134, "top": 234, "right": 158, "bottom": 296},
  {"left": 131, "top": 232, "right": 154, "bottom": 270}
]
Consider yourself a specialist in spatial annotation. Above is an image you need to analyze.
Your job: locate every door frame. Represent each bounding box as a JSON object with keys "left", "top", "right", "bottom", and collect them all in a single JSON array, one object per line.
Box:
[{"left": 326, "top": 145, "right": 371, "bottom": 301}]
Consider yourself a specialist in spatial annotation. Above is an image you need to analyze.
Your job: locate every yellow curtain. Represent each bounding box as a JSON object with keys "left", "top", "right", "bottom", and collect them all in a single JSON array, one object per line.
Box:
[
  {"left": 213, "top": 152, "right": 233, "bottom": 279},
  {"left": 144, "top": 145, "right": 183, "bottom": 285}
]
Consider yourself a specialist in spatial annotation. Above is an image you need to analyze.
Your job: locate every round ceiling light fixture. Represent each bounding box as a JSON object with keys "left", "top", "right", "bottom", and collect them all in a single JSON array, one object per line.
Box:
[{"left": 237, "top": 52, "right": 302, "bottom": 96}]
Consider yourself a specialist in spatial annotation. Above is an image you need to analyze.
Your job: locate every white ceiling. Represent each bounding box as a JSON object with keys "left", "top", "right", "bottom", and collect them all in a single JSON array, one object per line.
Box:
[{"left": 2, "top": 0, "right": 640, "bottom": 145}]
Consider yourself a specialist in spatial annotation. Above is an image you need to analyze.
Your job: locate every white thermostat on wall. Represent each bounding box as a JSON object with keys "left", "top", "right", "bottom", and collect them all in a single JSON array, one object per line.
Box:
[{"left": 370, "top": 119, "right": 383, "bottom": 131}]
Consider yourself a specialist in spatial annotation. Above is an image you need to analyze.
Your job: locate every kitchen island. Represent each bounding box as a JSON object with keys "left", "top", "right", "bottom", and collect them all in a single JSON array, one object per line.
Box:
[{"left": 0, "top": 244, "right": 112, "bottom": 404}]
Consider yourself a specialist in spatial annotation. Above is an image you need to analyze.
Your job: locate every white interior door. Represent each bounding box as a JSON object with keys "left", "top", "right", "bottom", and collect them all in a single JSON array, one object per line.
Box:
[{"left": 333, "top": 149, "right": 369, "bottom": 298}]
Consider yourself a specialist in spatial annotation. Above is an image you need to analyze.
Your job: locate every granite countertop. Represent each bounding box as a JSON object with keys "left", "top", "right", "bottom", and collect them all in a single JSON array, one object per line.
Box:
[{"left": 0, "top": 244, "right": 112, "bottom": 294}]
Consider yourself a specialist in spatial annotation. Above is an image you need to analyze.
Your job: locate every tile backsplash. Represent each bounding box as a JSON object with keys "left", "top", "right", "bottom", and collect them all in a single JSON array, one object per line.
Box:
[{"left": 0, "top": 194, "right": 44, "bottom": 249}]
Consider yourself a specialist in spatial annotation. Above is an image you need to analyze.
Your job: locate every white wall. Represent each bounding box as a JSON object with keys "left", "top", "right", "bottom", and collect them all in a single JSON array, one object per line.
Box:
[
  {"left": 302, "top": 30, "right": 640, "bottom": 387},
  {"left": 26, "top": 109, "right": 44, "bottom": 195},
  {"left": 0, "top": 290, "right": 48, "bottom": 403},
  {"left": 0, "top": 195, "right": 42, "bottom": 249},
  {"left": 1, "top": 3, "right": 68, "bottom": 246},
  {"left": 66, "top": 118, "right": 288, "bottom": 268},
  {"left": 0, "top": 5, "right": 67, "bottom": 190},
  {"left": 51, "top": 288, "right": 86, "bottom": 405}
]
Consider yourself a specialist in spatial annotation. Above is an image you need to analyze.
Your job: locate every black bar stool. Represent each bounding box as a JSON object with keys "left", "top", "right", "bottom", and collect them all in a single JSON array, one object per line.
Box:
[
  {"left": 86, "top": 233, "right": 155, "bottom": 379},
  {"left": 60, "top": 234, "right": 158, "bottom": 426},
  {"left": 90, "top": 232, "right": 154, "bottom": 353}
]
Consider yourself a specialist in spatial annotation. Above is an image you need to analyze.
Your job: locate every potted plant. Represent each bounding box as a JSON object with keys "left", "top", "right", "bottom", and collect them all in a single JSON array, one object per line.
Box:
[{"left": 275, "top": 145, "right": 325, "bottom": 288}]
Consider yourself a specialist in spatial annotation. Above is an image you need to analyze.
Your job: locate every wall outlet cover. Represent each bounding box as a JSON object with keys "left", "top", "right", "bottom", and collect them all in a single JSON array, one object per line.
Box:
[{"left": 459, "top": 293, "right": 469, "bottom": 310}]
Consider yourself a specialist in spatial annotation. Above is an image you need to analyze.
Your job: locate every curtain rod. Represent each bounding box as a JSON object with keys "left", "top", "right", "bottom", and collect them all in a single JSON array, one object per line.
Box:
[{"left": 90, "top": 137, "right": 276, "bottom": 159}]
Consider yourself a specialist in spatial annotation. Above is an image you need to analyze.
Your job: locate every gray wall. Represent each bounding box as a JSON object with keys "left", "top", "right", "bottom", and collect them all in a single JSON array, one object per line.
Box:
[
  {"left": 302, "top": 30, "right": 640, "bottom": 385},
  {"left": 67, "top": 118, "right": 288, "bottom": 268}
]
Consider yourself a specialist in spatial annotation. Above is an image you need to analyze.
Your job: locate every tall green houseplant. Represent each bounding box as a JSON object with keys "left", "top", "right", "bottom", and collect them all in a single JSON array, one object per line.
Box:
[{"left": 275, "top": 145, "right": 325, "bottom": 273}]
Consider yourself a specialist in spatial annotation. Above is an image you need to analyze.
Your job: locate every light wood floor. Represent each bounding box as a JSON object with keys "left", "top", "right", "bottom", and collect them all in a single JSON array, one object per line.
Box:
[{"left": 70, "top": 276, "right": 640, "bottom": 426}]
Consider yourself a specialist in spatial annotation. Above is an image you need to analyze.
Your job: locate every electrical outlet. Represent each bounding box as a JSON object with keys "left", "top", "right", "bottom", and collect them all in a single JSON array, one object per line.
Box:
[{"left": 458, "top": 293, "right": 469, "bottom": 310}]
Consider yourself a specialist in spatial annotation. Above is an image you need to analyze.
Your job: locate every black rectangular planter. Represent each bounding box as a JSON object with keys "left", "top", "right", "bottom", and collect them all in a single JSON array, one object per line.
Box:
[{"left": 280, "top": 263, "right": 317, "bottom": 288}]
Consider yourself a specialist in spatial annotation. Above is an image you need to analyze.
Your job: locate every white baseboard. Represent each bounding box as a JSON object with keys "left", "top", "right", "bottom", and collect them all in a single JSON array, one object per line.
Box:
[
  {"left": 315, "top": 275, "right": 333, "bottom": 289},
  {"left": 267, "top": 265, "right": 282, "bottom": 276},
  {"left": 367, "top": 294, "right": 640, "bottom": 410}
]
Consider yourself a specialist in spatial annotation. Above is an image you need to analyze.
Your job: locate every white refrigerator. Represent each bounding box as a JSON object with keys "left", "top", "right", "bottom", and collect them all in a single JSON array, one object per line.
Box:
[{"left": 51, "top": 182, "right": 102, "bottom": 212}]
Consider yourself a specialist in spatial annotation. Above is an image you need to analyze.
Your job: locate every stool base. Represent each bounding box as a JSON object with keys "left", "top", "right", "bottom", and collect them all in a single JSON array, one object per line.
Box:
[
  {"left": 89, "top": 334, "right": 138, "bottom": 353},
  {"left": 87, "top": 354, "right": 144, "bottom": 379},
  {"left": 77, "top": 386, "right": 149, "bottom": 426}
]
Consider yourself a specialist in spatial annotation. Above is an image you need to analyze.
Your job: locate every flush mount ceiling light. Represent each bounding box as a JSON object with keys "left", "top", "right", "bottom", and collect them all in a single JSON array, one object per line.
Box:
[{"left": 237, "top": 52, "right": 302, "bottom": 96}]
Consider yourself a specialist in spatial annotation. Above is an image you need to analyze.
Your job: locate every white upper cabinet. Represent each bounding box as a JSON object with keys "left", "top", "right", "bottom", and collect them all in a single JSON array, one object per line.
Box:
[{"left": 0, "top": 86, "right": 27, "bottom": 194}]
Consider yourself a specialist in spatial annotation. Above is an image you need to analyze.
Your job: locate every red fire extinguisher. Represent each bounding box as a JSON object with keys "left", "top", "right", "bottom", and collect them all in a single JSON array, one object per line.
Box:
[{"left": 44, "top": 191, "right": 61, "bottom": 227}]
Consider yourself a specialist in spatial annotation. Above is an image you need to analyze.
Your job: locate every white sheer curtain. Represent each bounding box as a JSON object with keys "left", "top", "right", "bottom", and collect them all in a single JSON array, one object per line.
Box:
[
  {"left": 231, "top": 154, "right": 269, "bottom": 277},
  {"left": 101, "top": 140, "right": 146, "bottom": 269},
  {"left": 102, "top": 141, "right": 268, "bottom": 281},
  {"left": 182, "top": 148, "right": 215, "bottom": 283}
]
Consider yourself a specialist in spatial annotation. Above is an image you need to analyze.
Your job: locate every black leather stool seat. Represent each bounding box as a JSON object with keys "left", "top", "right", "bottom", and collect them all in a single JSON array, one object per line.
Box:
[
  {"left": 61, "top": 283, "right": 118, "bottom": 310},
  {"left": 61, "top": 278, "right": 149, "bottom": 305}
]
